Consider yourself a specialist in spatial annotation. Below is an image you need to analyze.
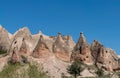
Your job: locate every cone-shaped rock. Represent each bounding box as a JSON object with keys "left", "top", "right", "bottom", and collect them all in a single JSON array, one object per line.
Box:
[
  {"left": 52, "top": 33, "right": 70, "bottom": 61},
  {"left": 10, "top": 27, "right": 33, "bottom": 53},
  {"left": 32, "top": 35, "right": 51, "bottom": 58},
  {"left": 14, "top": 27, "right": 31, "bottom": 38},
  {"left": 74, "top": 32, "right": 89, "bottom": 51},
  {"left": 0, "top": 25, "right": 11, "bottom": 50},
  {"left": 71, "top": 32, "right": 93, "bottom": 65},
  {"left": 65, "top": 35, "right": 75, "bottom": 51}
]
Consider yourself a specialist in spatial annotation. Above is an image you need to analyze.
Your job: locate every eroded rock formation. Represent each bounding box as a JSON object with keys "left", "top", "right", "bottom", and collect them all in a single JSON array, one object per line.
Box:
[
  {"left": 11, "top": 47, "right": 21, "bottom": 63},
  {"left": 53, "top": 33, "right": 72, "bottom": 61},
  {"left": 32, "top": 35, "right": 52, "bottom": 58},
  {"left": 71, "top": 32, "right": 93, "bottom": 65},
  {"left": 0, "top": 25, "right": 11, "bottom": 50},
  {"left": 0, "top": 25, "right": 119, "bottom": 72},
  {"left": 91, "top": 40, "right": 119, "bottom": 71},
  {"left": 19, "top": 38, "right": 28, "bottom": 56}
]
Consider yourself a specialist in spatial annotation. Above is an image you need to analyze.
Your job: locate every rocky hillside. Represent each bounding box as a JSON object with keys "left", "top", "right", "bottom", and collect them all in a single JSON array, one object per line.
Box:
[
  {"left": 0, "top": 25, "right": 120, "bottom": 78},
  {"left": 71, "top": 33, "right": 120, "bottom": 72}
]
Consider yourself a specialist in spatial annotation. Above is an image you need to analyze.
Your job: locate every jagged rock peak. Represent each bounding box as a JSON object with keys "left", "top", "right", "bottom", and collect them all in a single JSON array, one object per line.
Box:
[
  {"left": 79, "top": 32, "right": 88, "bottom": 44},
  {"left": 71, "top": 32, "right": 93, "bottom": 64},
  {"left": 32, "top": 34, "right": 51, "bottom": 58},
  {"left": 34, "top": 35, "right": 45, "bottom": 49},
  {"left": 0, "top": 25, "right": 12, "bottom": 50},
  {"left": 91, "top": 40, "right": 104, "bottom": 47},
  {"left": 14, "top": 26, "right": 31, "bottom": 36},
  {"left": 74, "top": 32, "right": 89, "bottom": 51},
  {"left": 65, "top": 35, "right": 75, "bottom": 49},
  {"left": 0, "top": 25, "right": 7, "bottom": 31},
  {"left": 0, "top": 25, "right": 13, "bottom": 37},
  {"left": 56, "top": 32, "right": 64, "bottom": 43},
  {"left": 19, "top": 27, "right": 29, "bottom": 31},
  {"left": 20, "top": 27, "right": 31, "bottom": 34}
]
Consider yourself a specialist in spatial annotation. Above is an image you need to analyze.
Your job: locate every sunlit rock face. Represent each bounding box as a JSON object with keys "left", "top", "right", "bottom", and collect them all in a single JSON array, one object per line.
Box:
[
  {"left": 12, "top": 27, "right": 33, "bottom": 52},
  {"left": 11, "top": 47, "right": 21, "bottom": 63},
  {"left": 32, "top": 35, "right": 52, "bottom": 58},
  {"left": 91, "top": 40, "right": 103, "bottom": 63},
  {"left": 91, "top": 40, "right": 119, "bottom": 71},
  {"left": 19, "top": 38, "right": 28, "bottom": 56},
  {"left": 0, "top": 25, "right": 11, "bottom": 50},
  {"left": 10, "top": 38, "right": 28, "bottom": 63},
  {"left": 0, "top": 25, "right": 120, "bottom": 72},
  {"left": 71, "top": 33, "right": 120, "bottom": 71},
  {"left": 52, "top": 33, "right": 74, "bottom": 62},
  {"left": 71, "top": 32, "right": 93, "bottom": 65},
  {"left": 97, "top": 48, "right": 119, "bottom": 71}
]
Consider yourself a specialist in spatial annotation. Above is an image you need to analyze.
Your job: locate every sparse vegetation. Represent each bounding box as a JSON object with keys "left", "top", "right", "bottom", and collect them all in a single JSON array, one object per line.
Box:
[
  {"left": 96, "top": 68, "right": 104, "bottom": 78},
  {"left": 110, "top": 71, "right": 120, "bottom": 78},
  {"left": 67, "top": 61, "right": 83, "bottom": 78},
  {"left": 28, "top": 63, "right": 49, "bottom": 78},
  {"left": 21, "top": 55, "right": 28, "bottom": 64},
  {"left": 0, "top": 62, "right": 22, "bottom": 78},
  {"left": 0, "top": 62, "right": 49, "bottom": 78},
  {"left": 0, "top": 48, "right": 7, "bottom": 57},
  {"left": 117, "top": 72, "right": 120, "bottom": 78}
]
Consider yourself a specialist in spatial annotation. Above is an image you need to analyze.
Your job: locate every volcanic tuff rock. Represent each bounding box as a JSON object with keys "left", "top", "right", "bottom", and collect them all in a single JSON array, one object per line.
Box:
[
  {"left": 2, "top": 26, "right": 75, "bottom": 63},
  {"left": 71, "top": 32, "right": 93, "bottom": 65},
  {"left": 0, "top": 25, "right": 120, "bottom": 78},
  {"left": 91, "top": 40, "right": 119, "bottom": 71},
  {"left": 71, "top": 32, "right": 120, "bottom": 71},
  {"left": 32, "top": 35, "right": 52, "bottom": 58},
  {"left": 0, "top": 25, "right": 11, "bottom": 50},
  {"left": 90, "top": 40, "right": 103, "bottom": 63},
  {"left": 53, "top": 33, "right": 74, "bottom": 61},
  {"left": 12, "top": 27, "right": 33, "bottom": 52}
]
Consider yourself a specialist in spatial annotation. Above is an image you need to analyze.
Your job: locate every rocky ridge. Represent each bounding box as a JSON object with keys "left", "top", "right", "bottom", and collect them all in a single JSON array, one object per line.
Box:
[{"left": 0, "top": 25, "right": 120, "bottom": 78}]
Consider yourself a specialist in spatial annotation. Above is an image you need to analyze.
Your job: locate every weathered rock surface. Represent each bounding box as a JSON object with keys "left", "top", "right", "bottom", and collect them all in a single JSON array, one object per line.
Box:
[
  {"left": 91, "top": 40, "right": 119, "bottom": 71},
  {"left": 0, "top": 25, "right": 120, "bottom": 78},
  {"left": 32, "top": 35, "right": 52, "bottom": 58},
  {"left": 53, "top": 33, "right": 73, "bottom": 61},
  {"left": 71, "top": 32, "right": 93, "bottom": 65},
  {"left": 71, "top": 32, "right": 120, "bottom": 72},
  {"left": 0, "top": 25, "right": 11, "bottom": 50},
  {"left": 91, "top": 40, "right": 103, "bottom": 63}
]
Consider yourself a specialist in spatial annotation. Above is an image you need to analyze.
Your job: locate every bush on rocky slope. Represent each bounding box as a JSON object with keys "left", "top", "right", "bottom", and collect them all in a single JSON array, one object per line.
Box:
[
  {"left": 0, "top": 62, "right": 49, "bottom": 78},
  {"left": 0, "top": 49, "right": 7, "bottom": 55},
  {"left": 67, "top": 61, "right": 84, "bottom": 78}
]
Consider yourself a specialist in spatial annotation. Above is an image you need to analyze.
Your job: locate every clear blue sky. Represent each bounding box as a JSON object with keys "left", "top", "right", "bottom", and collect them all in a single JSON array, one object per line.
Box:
[{"left": 0, "top": 0, "right": 120, "bottom": 54}]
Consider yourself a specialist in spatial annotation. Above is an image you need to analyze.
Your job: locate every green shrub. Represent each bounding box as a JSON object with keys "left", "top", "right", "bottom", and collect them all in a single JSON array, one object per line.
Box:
[
  {"left": 0, "top": 62, "right": 22, "bottom": 78},
  {"left": 96, "top": 68, "right": 104, "bottom": 77},
  {"left": 21, "top": 55, "right": 28, "bottom": 64},
  {"left": 28, "top": 63, "right": 49, "bottom": 78},
  {"left": 0, "top": 49, "right": 7, "bottom": 55},
  {"left": 67, "top": 61, "right": 83, "bottom": 78},
  {"left": 0, "top": 62, "right": 49, "bottom": 78}
]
